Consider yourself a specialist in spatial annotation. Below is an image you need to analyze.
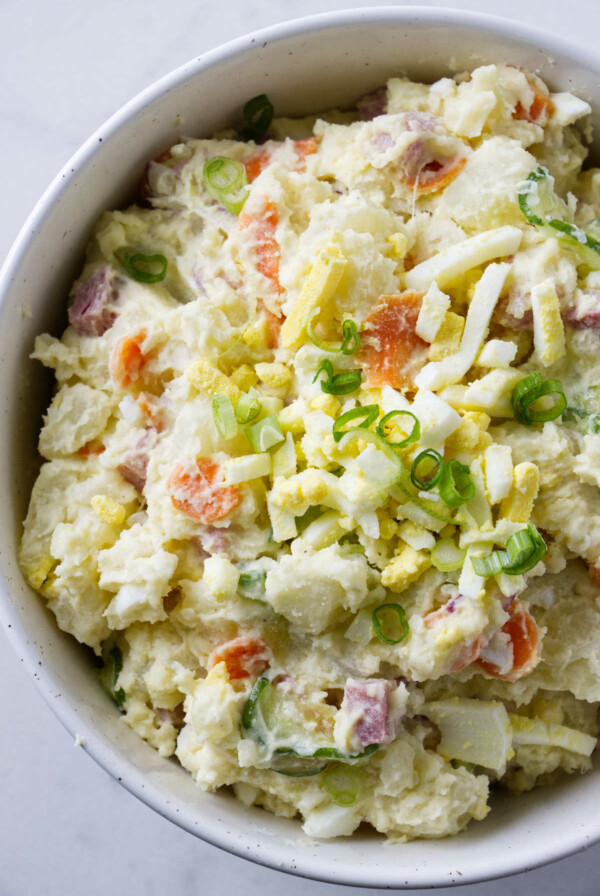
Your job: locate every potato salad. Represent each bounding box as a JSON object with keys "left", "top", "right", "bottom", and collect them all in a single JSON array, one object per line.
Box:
[{"left": 20, "top": 64, "right": 600, "bottom": 841}]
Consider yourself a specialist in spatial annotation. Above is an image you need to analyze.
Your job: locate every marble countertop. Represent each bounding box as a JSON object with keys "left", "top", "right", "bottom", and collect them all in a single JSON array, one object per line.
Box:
[{"left": 2, "top": 1, "right": 600, "bottom": 893}]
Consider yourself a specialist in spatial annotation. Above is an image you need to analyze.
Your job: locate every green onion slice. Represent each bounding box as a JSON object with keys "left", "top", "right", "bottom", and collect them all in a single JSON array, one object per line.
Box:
[
  {"left": 431, "top": 537, "right": 467, "bottom": 572},
  {"left": 410, "top": 449, "right": 443, "bottom": 491},
  {"left": 245, "top": 413, "right": 285, "bottom": 452},
  {"left": 332, "top": 405, "right": 379, "bottom": 442},
  {"left": 471, "top": 551, "right": 505, "bottom": 578},
  {"left": 511, "top": 372, "right": 566, "bottom": 425},
  {"left": 438, "top": 459, "right": 475, "bottom": 508},
  {"left": 99, "top": 646, "right": 126, "bottom": 708},
  {"left": 372, "top": 603, "right": 409, "bottom": 645},
  {"left": 117, "top": 248, "right": 168, "bottom": 283},
  {"left": 235, "top": 392, "right": 262, "bottom": 424},
  {"left": 242, "top": 93, "right": 274, "bottom": 141},
  {"left": 313, "top": 359, "right": 362, "bottom": 395},
  {"left": 518, "top": 166, "right": 600, "bottom": 270},
  {"left": 323, "top": 764, "right": 363, "bottom": 807},
  {"left": 471, "top": 524, "right": 547, "bottom": 578},
  {"left": 203, "top": 156, "right": 249, "bottom": 214},
  {"left": 376, "top": 410, "right": 420, "bottom": 449},
  {"left": 390, "top": 479, "right": 453, "bottom": 524},
  {"left": 212, "top": 394, "right": 238, "bottom": 439},
  {"left": 270, "top": 751, "right": 329, "bottom": 777},
  {"left": 306, "top": 308, "right": 360, "bottom": 355},
  {"left": 237, "top": 569, "right": 267, "bottom": 599},
  {"left": 241, "top": 675, "right": 269, "bottom": 735},
  {"left": 590, "top": 415, "right": 600, "bottom": 434},
  {"left": 338, "top": 427, "right": 403, "bottom": 481},
  {"left": 340, "top": 319, "right": 360, "bottom": 355}
]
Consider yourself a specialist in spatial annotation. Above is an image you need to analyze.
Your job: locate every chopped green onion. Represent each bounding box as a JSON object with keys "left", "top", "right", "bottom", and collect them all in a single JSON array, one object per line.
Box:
[
  {"left": 376, "top": 410, "right": 420, "bottom": 449},
  {"left": 471, "top": 524, "right": 547, "bottom": 577},
  {"left": 313, "top": 359, "right": 362, "bottom": 395},
  {"left": 372, "top": 603, "right": 409, "bottom": 645},
  {"left": 511, "top": 372, "right": 566, "bottom": 425},
  {"left": 323, "top": 764, "right": 363, "bottom": 806},
  {"left": 470, "top": 550, "right": 505, "bottom": 578},
  {"left": 591, "top": 415, "right": 600, "bottom": 434},
  {"left": 238, "top": 569, "right": 267, "bottom": 599},
  {"left": 340, "top": 320, "right": 360, "bottom": 355},
  {"left": 410, "top": 449, "right": 443, "bottom": 490},
  {"left": 241, "top": 675, "right": 270, "bottom": 735},
  {"left": 99, "top": 646, "right": 126, "bottom": 708},
  {"left": 245, "top": 413, "right": 285, "bottom": 452},
  {"left": 242, "top": 93, "right": 274, "bottom": 141},
  {"left": 390, "top": 479, "right": 453, "bottom": 524},
  {"left": 117, "top": 248, "right": 168, "bottom": 283},
  {"left": 563, "top": 406, "right": 589, "bottom": 423},
  {"left": 338, "top": 427, "right": 403, "bottom": 481},
  {"left": 502, "top": 524, "right": 547, "bottom": 574},
  {"left": 212, "top": 394, "right": 238, "bottom": 439},
  {"left": 313, "top": 743, "right": 379, "bottom": 761},
  {"left": 203, "top": 156, "right": 249, "bottom": 214},
  {"left": 431, "top": 537, "right": 467, "bottom": 572},
  {"left": 306, "top": 308, "right": 360, "bottom": 355},
  {"left": 438, "top": 459, "right": 475, "bottom": 508},
  {"left": 235, "top": 392, "right": 262, "bottom": 424},
  {"left": 270, "top": 751, "right": 329, "bottom": 777},
  {"left": 332, "top": 405, "right": 379, "bottom": 442},
  {"left": 518, "top": 166, "right": 600, "bottom": 270}
]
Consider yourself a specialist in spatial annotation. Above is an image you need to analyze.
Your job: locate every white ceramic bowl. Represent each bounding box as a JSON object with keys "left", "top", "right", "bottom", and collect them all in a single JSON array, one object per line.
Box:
[{"left": 2, "top": 7, "right": 600, "bottom": 888}]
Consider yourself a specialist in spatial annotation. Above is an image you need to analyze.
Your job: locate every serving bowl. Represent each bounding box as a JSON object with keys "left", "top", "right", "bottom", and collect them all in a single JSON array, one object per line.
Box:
[{"left": 2, "top": 7, "right": 600, "bottom": 888}]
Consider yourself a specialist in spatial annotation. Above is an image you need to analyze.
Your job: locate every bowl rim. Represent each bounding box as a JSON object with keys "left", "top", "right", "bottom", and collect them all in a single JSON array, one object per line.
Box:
[{"left": 2, "top": 5, "right": 600, "bottom": 889}]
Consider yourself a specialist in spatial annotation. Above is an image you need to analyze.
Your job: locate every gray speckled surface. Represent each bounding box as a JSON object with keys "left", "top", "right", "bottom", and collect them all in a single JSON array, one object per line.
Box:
[{"left": 2, "top": 0, "right": 600, "bottom": 892}]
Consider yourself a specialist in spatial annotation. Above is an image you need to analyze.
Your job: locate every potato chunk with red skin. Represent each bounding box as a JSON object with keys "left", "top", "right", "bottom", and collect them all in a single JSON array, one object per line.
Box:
[
  {"left": 168, "top": 457, "right": 240, "bottom": 524},
  {"left": 358, "top": 292, "right": 428, "bottom": 389},
  {"left": 208, "top": 635, "right": 270, "bottom": 680}
]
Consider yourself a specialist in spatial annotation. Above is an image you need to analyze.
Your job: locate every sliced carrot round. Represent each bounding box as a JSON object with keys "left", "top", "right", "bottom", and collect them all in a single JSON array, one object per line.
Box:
[
  {"left": 168, "top": 457, "right": 240, "bottom": 523},
  {"left": 208, "top": 634, "right": 270, "bottom": 679},
  {"left": 357, "top": 291, "right": 428, "bottom": 390},
  {"left": 477, "top": 601, "right": 540, "bottom": 683}
]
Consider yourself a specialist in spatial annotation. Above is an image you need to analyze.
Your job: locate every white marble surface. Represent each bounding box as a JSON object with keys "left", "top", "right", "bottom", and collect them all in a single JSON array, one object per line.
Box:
[{"left": 2, "top": 1, "right": 600, "bottom": 893}]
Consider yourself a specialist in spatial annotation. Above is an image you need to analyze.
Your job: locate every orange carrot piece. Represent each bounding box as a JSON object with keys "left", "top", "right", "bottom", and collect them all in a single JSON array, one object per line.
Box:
[
  {"left": 77, "top": 441, "right": 105, "bottom": 458},
  {"left": 110, "top": 330, "right": 148, "bottom": 389},
  {"left": 294, "top": 137, "right": 318, "bottom": 170},
  {"left": 513, "top": 78, "right": 554, "bottom": 125},
  {"left": 244, "top": 150, "right": 271, "bottom": 184},
  {"left": 357, "top": 291, "right": 428, "bottom": 390},
  {"left": 477, "top": 602, "right": 540, "bottom": 683},
  {"left": 136, "top": 391, "right": 164, "bottom": 432},
  {"left": 168, "top": 457, "right": 240, "bottom": 524},
  {"left": 239, "top": 198, "right": 283, "bottom": 296},
  {"left": 263, "top": 305, "right": 283, "bottom": 349},
  {"left": 400, "top": 155, "right": 467, "bottom": 196},
  {"left": 208, "top": 634, "right": 270, "bottom": 680}
]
